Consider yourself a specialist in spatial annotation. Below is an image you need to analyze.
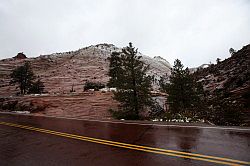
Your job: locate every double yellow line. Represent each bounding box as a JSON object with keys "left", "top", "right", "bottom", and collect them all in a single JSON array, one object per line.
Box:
[{"left": 0, "top": 121, "right": 249, "bottom": 166}]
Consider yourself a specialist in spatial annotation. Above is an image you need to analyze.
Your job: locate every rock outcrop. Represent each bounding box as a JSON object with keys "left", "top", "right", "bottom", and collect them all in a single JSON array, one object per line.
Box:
[
  {"left": 194, "top": 44, "right": 250, "bottom": 123},
  {"left": 13, "top": 52, "right": 27, "bottom": 59},
  {"left": 0, "top": 43, "right": 171, "bottom": 96},
  {"left": 0, "top": 44, "right": 171, "bottom": 119}
]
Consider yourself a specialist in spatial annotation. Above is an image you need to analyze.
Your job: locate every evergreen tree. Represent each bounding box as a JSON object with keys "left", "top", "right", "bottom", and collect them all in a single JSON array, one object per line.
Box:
[
  {"left": 161, "top": 59, "right": 204, "bottom": 121},
  {"left": 216, "top": 58, "right": 221, "bottom": 64},
  {"left": 10, "top": 62, "right": 45, "bottom": 95},
  {"left": 229, "top": 48, "right": 236, "bottom": 56},
  {"left": 28, "top": 79, "right": 45, "bottom": 94},
  {"left": 107, "top": 52, "right": 123, "bottom": 88},
  {"left": 84, "top": 81, "right": 105, "bottom": 91},
  {"left": 108, "top": 43, "right": 153, "bottom": 120},
  {"left": 10, "top": 62, "right": 35, "bottom": 94},
  {"left": 208, "top": 94, "right": 244, "bottom": 126}
]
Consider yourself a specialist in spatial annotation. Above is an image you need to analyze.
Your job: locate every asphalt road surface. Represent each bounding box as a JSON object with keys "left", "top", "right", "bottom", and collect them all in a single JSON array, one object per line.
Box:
[{"left": 0, "top": 113, "right": 249, "bottom": 166}]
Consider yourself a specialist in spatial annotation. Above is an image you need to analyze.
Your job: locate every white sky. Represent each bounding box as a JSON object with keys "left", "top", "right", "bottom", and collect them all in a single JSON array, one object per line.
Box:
[{"left": 0, "top": 0, "right": 249, "bottom": 67}]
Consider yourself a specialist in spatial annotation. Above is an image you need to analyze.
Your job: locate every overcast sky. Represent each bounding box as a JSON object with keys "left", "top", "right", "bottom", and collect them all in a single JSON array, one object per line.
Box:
[{"left": 0, "top": 0, "right": 249, "bottom": 67}]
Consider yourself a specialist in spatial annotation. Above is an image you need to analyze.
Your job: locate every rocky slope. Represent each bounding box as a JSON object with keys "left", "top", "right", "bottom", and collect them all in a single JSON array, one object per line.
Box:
[
  {"left": 194, "top": 44, "right": 250, "bottom": 123},
  {"left": 0, "top": 92, "right": 117, "bottom": 119},
  {"left": 1, "top": 43, "right": 249, "bottom": 123},
  {"left": 0, "top": 43, "right": 171, "bottom": 96},
  {"left": 0, "top": 44, "right": 171, "bottom": 119}
]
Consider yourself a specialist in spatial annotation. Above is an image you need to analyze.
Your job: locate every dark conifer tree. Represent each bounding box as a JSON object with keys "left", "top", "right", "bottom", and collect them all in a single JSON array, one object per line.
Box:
[
  {"left": 10, "top": 62, "right": 45, "bottom": 95},
  {"left": 107, "top": 52, "right": 124, "bottom": 88},
  {"left": 108, "top": 43, "right": 152, "bottom": 120},
  {"left": 161, "top": 59, "right": 204, "bottom": 121},
  {"left": 28, "top": 79, "right": 45, "bottom": 94},
  {"left": 10, "top": 62, "right": 35, "bottom": 94}
]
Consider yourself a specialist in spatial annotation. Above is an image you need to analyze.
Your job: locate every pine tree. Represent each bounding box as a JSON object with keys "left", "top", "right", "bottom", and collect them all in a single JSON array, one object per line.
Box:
[
  {"left": 10, "top": 62, "right": 45, "bottom": 95},
  {"left": 10, "top": 62, "right": 35, "bottom": 95},
  {"left": 216, "top": 58, "right": 221, "bottom": 64},
  {"left": 28, "top": 79, "right": 45, "bottom": 94},
  {"left": 107, "top": 52, "right": 124, "bottom": 88},
  {"left": 108, "top": 43, "right": 153, "bottom": 120},
  {"left": 207, "top": 93, "right": 244, "bottom": 126},
  {"left": 162, "top": 59, "right": 204, "bottom": 121},
  {"left": 229, "top": 48, "right": 236, "bottom": 56}
]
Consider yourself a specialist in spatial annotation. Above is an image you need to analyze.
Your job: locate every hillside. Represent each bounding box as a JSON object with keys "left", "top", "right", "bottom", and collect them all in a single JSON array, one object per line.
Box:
[
  {"left": 2, "top": 43, "right": 248, "bottom": 123},
  {"left": 0, "top": 43, "right": 171, "bottom": 96},
  {"left": 194, "top": 44, "right": 250, "bottom": 123},
  {"left": 0, "top": 44, "right": 170, "bottom": 119}
]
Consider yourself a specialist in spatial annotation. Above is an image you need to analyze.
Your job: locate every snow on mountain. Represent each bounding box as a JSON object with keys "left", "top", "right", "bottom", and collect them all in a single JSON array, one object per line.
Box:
[{"left": 0, "top": 43, "right": 172, "bottom": 95}]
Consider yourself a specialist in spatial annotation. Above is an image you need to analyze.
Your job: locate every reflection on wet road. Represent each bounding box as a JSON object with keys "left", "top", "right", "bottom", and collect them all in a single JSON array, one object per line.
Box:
[{"left": 0, "top": 113, "right": 250, "bottom": 166}]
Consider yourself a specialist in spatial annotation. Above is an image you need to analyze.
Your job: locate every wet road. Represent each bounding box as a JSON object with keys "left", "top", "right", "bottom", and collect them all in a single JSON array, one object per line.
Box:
[{"left": 0, "top": 113, "right": 250, "bottom": 166}]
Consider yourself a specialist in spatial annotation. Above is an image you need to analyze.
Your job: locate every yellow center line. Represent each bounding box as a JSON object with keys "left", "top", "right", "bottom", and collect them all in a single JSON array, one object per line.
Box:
[{"left": 0, "top": 121, "right": 249, "bottom": 166}]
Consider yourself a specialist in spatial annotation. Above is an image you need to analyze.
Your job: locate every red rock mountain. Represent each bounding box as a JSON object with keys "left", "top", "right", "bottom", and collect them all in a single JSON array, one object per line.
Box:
[
  {"left": 0, "top": 44, "right": 171, "bottom": 119},
  {"left": 0, "top": 44, "right": 171, "bottom": 96},
  {"left": 194, "top": 44, "right": 250, "bottom": 123}
]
